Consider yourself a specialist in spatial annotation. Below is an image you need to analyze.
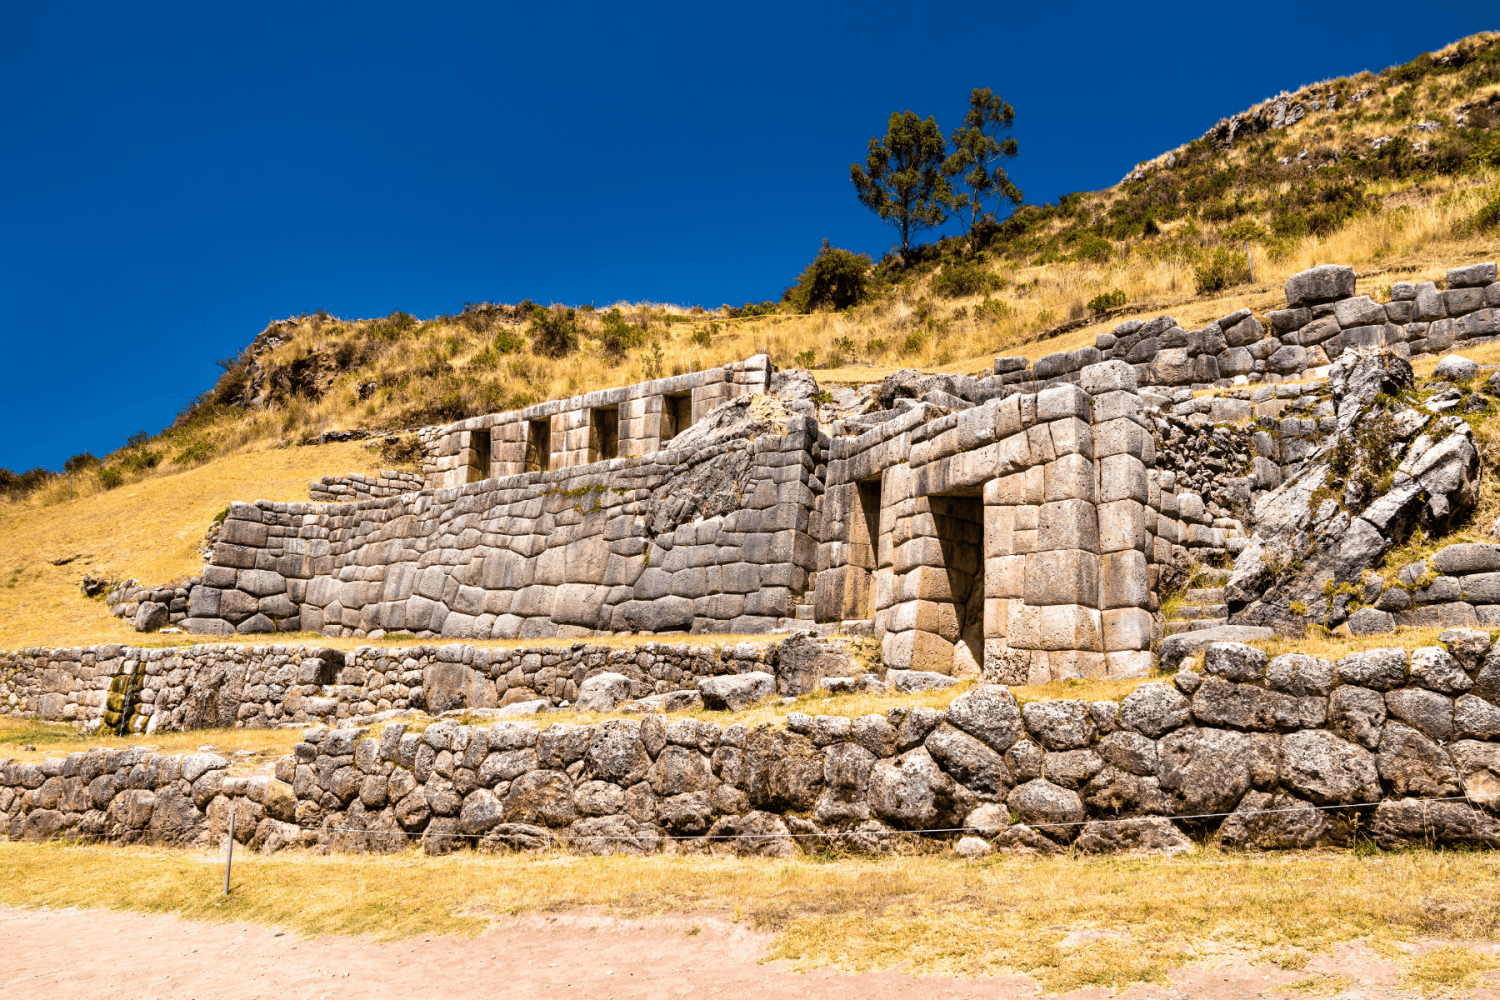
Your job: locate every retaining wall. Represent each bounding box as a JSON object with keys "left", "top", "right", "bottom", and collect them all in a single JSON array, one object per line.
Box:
[
  {"left": 0, "top": 640, "right": 775, "bottom": 732},
  {"left": 1001, "top": 261, "right": 1499, "bottom": 392},
  {"left": 5, "top": 635, "right": 1499, "bottom": 855},
  {"left": 309, "top": 471, "right": 424, "bottom": 503}
]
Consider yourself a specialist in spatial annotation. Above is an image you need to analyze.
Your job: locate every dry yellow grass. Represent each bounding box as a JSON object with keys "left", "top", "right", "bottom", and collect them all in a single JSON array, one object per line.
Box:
[
  {"left": 0, "top": 440, "right": 387, "bottom": 649},
  {"left": 1, "top": 842, "right": 1498, "bottom": 992}
]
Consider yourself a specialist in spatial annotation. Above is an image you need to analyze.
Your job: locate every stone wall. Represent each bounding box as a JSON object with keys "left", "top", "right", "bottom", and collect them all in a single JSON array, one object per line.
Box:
[
  {"left": 817, "top": 360, "right": 1186, "bottom": 686},
  {"left": 183, "top": 409, "right": 823, "bottom": 640},
  {"left": 0, "top": 640, "right": 776, "bottom": 732},
  {"left": 418, "top": 356, "right": 773, "bottom": 489},
  {"left": 996, "top": 261, "right": 1499, "bottom": 393},
  {"left": 309, "top": 471, "right": 424, "bottom": 503},
  {"left": 6, "top": 635, "right": 1499, "bottom": 855}
]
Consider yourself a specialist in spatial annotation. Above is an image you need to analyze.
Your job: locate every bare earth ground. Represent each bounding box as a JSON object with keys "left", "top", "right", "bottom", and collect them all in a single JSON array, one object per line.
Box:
[{"left": 0, "top": 905, "right": 1496, "bottom": 1000}]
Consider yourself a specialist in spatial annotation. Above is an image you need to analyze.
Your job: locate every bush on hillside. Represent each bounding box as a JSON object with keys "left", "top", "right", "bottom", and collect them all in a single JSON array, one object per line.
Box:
[
  {"left": 1087, "top": 289, "right": 1126, "bottom": 313},
  {"left": 1194, "top": 245, "right": 1252, "bottom": 294},
  {"left": 1469, "top": 191, "right": 1500, "bottom": 233},
  {"left": 600, "top": 308, "right": 645, "bottom": 359},
  {"left": 930, "top": 262, "right": 1001, "bottom": 298},
  {"left": 98, "top": 467, "right": 124, "bottom": 490},
  {"left": 530, "top": 305, "right": 579, "bottom": 358},
  {"left": 0, "top": 467, "right": 52, "bottom": 499},
  {"left": 784, "top": 240, "right": 871, "bottom": 312}
]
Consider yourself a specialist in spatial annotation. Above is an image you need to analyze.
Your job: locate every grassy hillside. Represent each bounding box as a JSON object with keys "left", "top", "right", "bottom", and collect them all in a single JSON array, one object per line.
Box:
[
  {"left": 5, "top": 32, "right": 1498, "bottom": 518},
  {"left": 0, "top": 440, "right": 387, "bottom": 649}
]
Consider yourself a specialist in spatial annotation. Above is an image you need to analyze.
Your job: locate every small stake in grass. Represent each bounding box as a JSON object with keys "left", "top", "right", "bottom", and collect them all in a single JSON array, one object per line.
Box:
[
  {"left": 1246, "top": 241, "right": 1255, "bottom": 283},
  {"left": 224, "top": 806, "right": 235, "bottom": 896}
]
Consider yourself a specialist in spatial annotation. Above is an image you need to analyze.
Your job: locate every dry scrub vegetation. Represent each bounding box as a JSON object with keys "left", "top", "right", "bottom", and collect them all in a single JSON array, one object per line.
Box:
[{"left": 2, "top": 842, "right": 1499, "bottom": 993}]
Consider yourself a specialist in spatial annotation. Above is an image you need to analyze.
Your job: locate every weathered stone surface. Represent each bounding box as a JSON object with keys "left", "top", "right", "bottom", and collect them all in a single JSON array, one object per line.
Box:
[
  {"left": 1203, "top": 642, "right": 1267, "bottom": 683},
  {"left": 945, "top": 685, "right": 1023, "bottom": 753},
  {"left": 1264, "top": 654, "right": 1338, "bottom": 697},
  {"left": 574, "top": 672, "right": 634, "bottom": 713},
  {"left": 868, "top": 747, "right": 971, "bottom": 829},
  {"left": 1007, "top": 779, "right": 1085, "bottom": 837},
  {"left": 775, "top": 635, "right": 858, "bottom": 695},
  {"left": 1160, "top": 626, "right": 1274, "bottom": 669},
  {"left": 1377, "top": 722, "right": 1461, "bottom": 798},
  {"left": 923, "top": 723, "right": 1012, "bottom": 797},
  {"left": 1336, "top": 648, "right": 1408, "bottom": 691},
  {"left": 1327, "top": 686, "right": 1387, "bottom": 749},
  {"left": 1384, "top": 687, "right": 1454, "bottom": 741},
  {"left": 1219, "top": 791, "right": 1334, "bottom": 849},
  {"left": 1281, "top": 730, "right": 1380, "bottom": 806},
  {"left": 1156, "top": 728, "right": 1252, "bottom": 815},
  {"left": 501, "top": 770, "right": 577, "bottom": 827},
  {"left": 1075, "top": 816, "right": 1191, "bottom": 855},
  {"left": 1371, "top": 798, "right": 1500, "bottom": 849},
  {"left": 697, "top": 672, "right": 776, "bottom": 711},
  {"left": 1121, "top": 683, "right": 1192, "bottom": 738},
  {"left": 1021, "top": 700, "right": 1094, "bottom": 750}
]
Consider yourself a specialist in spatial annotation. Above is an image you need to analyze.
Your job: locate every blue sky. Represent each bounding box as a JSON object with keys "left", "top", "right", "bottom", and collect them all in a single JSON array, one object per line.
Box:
[{"left": 0, "top": 1, "right": 1489, "bottom": 471}]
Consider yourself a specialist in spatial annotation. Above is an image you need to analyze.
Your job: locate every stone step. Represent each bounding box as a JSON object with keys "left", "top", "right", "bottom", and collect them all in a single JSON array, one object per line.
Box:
[
  {"left": 1164, "top": 617, "right": 1228, "bottom": 635},
  {"left": 1195, "top": 568, "right": 1232, "bottom": 585},
  {"left": 1185, "top": 587, "right": 1225, "bottom": 604}
]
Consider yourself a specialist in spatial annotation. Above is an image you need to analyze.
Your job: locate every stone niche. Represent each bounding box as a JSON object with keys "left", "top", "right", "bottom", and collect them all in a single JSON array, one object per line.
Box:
[{"left": 819, "top": 360, "right": 1175, "bottom": 684}]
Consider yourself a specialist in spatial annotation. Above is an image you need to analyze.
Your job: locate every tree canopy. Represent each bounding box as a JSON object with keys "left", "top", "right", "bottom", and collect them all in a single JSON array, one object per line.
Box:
[
  {"left": 851, "top": 111, "right": 952, "bottom": 252},
  {"left": 944, "top": 88, "right": 1022, "bottom": 236}
]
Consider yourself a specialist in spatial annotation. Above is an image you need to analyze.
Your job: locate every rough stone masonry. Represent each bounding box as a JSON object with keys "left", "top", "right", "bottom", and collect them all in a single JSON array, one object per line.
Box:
[{"left": 5, "top": 635, "right": 1499, "bottom": 856}]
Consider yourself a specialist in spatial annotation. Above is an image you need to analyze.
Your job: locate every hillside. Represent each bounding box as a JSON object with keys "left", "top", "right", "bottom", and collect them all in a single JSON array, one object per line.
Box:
[{"left": 4, "top": 32, "right": 1498, "bottom": 515}]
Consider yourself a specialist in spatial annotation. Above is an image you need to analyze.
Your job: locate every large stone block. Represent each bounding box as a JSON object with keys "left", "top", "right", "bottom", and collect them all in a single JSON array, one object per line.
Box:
[
  {"left": 1043, "top": 453, "right": 1096, "bottom": 504},
  {"left": 1285, "top": 265, "right": 1356, "bottom": 307},
  {"left": 1024, "top": 550, "right": 1100, "bottom": 606},
  {"left": 1100, "top": 550, "right": 1149, "bottom": 609},
  {"left": 1103, "top": 607, "right": 1152, "bottom": 651},
  {"left": 1038, "top": 605, "right": 1102, "bottom": 652},
  {"left": 1098, "top": 454, "right": 1148, "bottom": 504},
  {"left": 1097, "top": 499, "right": 1146, "bottom": 553},
  {"left": 1036, "top": 499, "right": 1099, "bottom": 553}
]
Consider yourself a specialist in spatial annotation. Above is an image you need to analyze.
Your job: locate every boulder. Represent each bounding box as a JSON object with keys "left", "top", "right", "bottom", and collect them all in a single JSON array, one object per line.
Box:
[
  {"left": 1219, "top": 791, "right": 1335, "bottom": 849},
  {"left": 1433, "top": 354, "right": 1479, "bottom": 381},
  {"left": 1160, "top": 626, "right": 1274, "bottom": 669},
  {"left": 944, "top": 685, "right": 1024, "bottom": 753},
  {"left": 1377, "top": 722, "right": 1462, "bottom": 797},
  {"left": 1006, "top": 779, "right": 1085, "bottom": 837},
  {"left": 868, "top": 747, "right": 971, "bottom": 829},
  {"left": 1156, "top": 728, "right": 1252, "bottom": 815},
  {"left": 573, "top": 672, "right": 634, "bottom": 713},
  {"left": 1285, "top": 264, "right": 1356, "bottom": 307},
  {"left": 1020, "top": 700, "right": 1095, "bottom": 750},
  {"left": 1203, "top": 642, "right": 1268, "bottom": 683},
  {"left": 133, "top": 602, "right": 169, "bottom": 632},
  {"left": 1075, "top": 817, "right": 1191, "bottom": 855},
  {"left": 954, "top": 836, "right": 992, "bottom": 859},
  {"left": 1120, "top": 683, "right": 1192, "bottom": 738},
  {"left": 697, "top": 672, "right": 776, "bottom": 711},
  {"left": 775, "top": 635, "right": 858, "bottom": 695},
  {"left": 887, "top": 670, "right": 960, "bottom": 693},
  {"left": 1281, "top": 730, "right": 1380, "bottom": 806},
  {"left": 1371, "top": 798, "right": 1500, "bottom": 849},
  {"left": 923, "top": 724, "right": 1011, "bottom": 797}
]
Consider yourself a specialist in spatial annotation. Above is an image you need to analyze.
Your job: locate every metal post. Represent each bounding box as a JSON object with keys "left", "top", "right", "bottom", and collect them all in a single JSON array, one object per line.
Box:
[
  {"left": 1246, "top": 241, "right": 1255, "bottom": 284},
  {"left": 224, "top": 807, "right": 235, "bottom": 895}
]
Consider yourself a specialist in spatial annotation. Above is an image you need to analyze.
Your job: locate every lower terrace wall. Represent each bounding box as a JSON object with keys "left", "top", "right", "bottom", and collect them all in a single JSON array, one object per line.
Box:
[
  {"left": 5, "top": 637, "right": 1499, "bottom": 854},
  {"left": 0, "top": 641, "right": 776, "bottom": 733}
]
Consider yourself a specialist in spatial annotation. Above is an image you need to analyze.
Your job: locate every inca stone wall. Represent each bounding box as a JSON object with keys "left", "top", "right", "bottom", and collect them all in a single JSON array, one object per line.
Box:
[
  {"left": 994, "top": 261, "right": 1499, "bottom": 392},
  {"left": 0, "top": 639, "right": 778, "bottom": 733},
  {"left": 418, "top": 356, "right": 772, "bottom": 488},
  {"left": 309, "top": 471, "right": 425, "bottom": 503},
  {"left": 816, "top": 360, "right": 1186, "bottom": 685},
  {"left": 6, "top": 636, "right": 1500, "bottom": 855}
]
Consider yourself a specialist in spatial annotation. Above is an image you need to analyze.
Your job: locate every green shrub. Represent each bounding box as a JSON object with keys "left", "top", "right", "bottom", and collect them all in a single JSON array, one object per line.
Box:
[
  {"left": 491, "top": 328, "right": 525, "bottom": 354},
  {"left": 794, "top": 349, "right": 817, "bottom": 368},
  {"left": 1469, "top": 191, "right": 1500, "bottom": 232},
  {"left": 784, "top": 240, "right": 871, "bottom": 312},
  {"left": 1221, "top": 219, "right": 1267, "bottom": 243},
  {"left": 173, "top": 441, "right": 214, "bottom": 465},
  {"left": 930, "top": 262, "right": 1000, "bottom": 298},
  {"left": 900, "top": 331, "right": 927, "bottom": 356},
  {"left": 370, "top": 311, "right": 418, "bottom": 340},
  {"left": 599, "top": 308, "right": 644, "bottom": 358},
  {"left": 530, "top": 305, "right": 579, "bottom": 358},
  {"left": 98, "top": 467, "right": 124, "bottom": 490},
  {"left": 1069, "top": 235, "right": 1113, "bottom": 263},
  {"left": 120, "top": 450, "right": 160, "bottom": 473},
  {"left": 1086, "top": 289, "right": 1126, "bottom": 313},
  {"left": 973, "top": 298, "right": 1011, "bottom": 323},
  {"left": 1194, "top": 246, "right": 1252, "bottom": 294},
  {"left": 690, "top": 324, "right": 713, "bottom": 348}
]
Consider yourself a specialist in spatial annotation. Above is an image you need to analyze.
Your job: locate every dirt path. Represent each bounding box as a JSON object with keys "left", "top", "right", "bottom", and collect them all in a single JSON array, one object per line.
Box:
[{"left": 0, "top": 905, "right": 1493, "bottom": 1000}]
